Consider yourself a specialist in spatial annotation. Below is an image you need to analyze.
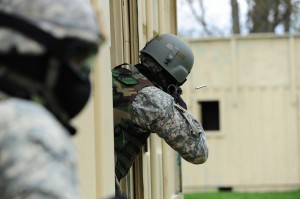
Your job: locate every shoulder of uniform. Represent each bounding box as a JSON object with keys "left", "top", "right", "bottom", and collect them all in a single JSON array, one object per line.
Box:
[
  {"left": 112, "top": 64, "right": 139, "bottom": 85},
  {"left": 112, "top": 63, "right": 133, "bottom": 70}
]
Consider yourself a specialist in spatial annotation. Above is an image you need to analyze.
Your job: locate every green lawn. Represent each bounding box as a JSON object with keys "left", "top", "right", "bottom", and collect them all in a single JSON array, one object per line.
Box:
[{"left": 184, "top": 190, "right": 300, "bottom": 199}]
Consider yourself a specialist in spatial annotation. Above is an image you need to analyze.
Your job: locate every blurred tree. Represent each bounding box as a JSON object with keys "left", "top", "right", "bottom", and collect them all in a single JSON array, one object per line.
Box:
[
  {"left": 231, "top": 0, "right": 240, "bottom": 34},
  {"left": 186, "top": 0, "right": 213, "bottom": 35},
  {"left": 184, "top": 0, "right": 300, "bottom": 37},
  {"left": 247, "top": 0, "right": 293, "bottom": 33}
]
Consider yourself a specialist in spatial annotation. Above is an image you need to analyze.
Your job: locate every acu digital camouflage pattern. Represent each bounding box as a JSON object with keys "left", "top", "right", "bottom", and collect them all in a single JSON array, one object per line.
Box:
[
  {"left": 0, "top": 0, "right": 99, "bottom": 53},
  {"left": 131, "top": 86, "right": 208, "bottom": 164},
  {"left": 112, "top": 65, "right": 208, "bottom": 180},
  {"left": 112, "top": 65, "right": 153, "bottom": 180},
  {"left": 0, "top": 95, "right": 81, "bottom": 199}
]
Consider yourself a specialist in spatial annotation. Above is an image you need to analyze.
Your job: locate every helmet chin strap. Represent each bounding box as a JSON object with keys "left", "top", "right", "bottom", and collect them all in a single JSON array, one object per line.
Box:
[
  {"left": 138, "top": 54, "right": 175, "bottom": 90},
  {"left": 135, "top": 63, "right": 169, "bottom": 91}
]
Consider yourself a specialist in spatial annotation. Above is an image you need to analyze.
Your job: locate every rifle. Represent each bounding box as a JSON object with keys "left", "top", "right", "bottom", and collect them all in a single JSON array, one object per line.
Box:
[
  {"left": 167, "top": 84, "right": 187, "bottom": 109},
  {"left": 167, "top": 84, "right": 207, "bottom": 111}
]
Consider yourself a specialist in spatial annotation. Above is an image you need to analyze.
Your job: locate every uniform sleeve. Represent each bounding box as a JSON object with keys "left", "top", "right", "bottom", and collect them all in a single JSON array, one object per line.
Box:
[
  {"left": 0, "top": 99, "right": 82, "bottom": 199},
  {"left": 131, "top": 87, "right": 208, "bottom": 164}
]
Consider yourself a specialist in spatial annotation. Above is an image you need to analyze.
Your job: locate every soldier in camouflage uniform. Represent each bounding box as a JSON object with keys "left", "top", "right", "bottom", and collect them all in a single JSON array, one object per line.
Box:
[
  {"left": 0, "top": 0, "right": 100, "bottom": 198},
  {"left": 112, "top": 34, "right": 209, "bottom": 195}
]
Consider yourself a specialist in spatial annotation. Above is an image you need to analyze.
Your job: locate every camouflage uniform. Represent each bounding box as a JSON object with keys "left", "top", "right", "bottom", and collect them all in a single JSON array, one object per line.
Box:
[
  {"left": 0, "top": 0, "right": 99, "bottom": 198},
  {"left": 113, "top": 65, "right": 153, "bottom": 180},
  {"left": 113, "top": 65, "right": 208, "bottom": 181},
  {"left": 0, "top": 92, "right": 81, "bottom": 199}
]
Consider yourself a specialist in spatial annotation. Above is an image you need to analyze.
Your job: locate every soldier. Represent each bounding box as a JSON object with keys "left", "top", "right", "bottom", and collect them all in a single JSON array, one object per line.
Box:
[
  {"left": 0, "top": 0, "right": 100, "bottom": 198},
  {"left": 112, "top": 34, "right": 209, "bottom": 194}
]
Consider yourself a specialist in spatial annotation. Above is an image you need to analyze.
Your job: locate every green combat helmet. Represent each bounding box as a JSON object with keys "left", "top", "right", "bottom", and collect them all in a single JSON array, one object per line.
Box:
[
  {"left": 0, "top": 0, "right": 99, "bottom": 53},
  {"left": 140, "top": 34, "right": 194, "bottom": 84}
]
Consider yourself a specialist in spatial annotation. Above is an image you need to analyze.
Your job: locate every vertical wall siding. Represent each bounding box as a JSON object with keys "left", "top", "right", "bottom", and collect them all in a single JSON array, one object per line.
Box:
[
  {"left": 73, "top": 0, "right": 115, "bottom": 198},
  {"left": 182, "top": 35, "right": 300, "bottom": 192},
  {"left": 140, "top": 1, "right": 179, "bottom": 198},
  {"left": 74, "top": 0, "right": 179, "bottom": 198}
]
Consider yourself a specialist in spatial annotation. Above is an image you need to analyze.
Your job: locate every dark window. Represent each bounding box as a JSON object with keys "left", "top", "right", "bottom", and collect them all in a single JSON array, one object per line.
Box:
[{"left": 198, "top": 101, "right": 220, "bottom": 131}]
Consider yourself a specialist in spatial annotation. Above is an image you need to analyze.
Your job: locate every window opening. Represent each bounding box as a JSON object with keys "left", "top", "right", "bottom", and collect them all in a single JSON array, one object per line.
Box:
[{"left": 198, "top": 101, "right": 220, "bottom": 131}]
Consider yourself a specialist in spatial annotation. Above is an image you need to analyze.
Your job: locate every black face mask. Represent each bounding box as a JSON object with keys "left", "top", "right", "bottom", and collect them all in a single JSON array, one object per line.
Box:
[
  {"left": 0, "top": 54, "right": 92, "bottom": 135},
  {"left": 0, "top": 12, "right": 98, "bottom": 135},
  {"left": 54, "top": 62, "right": 91, "bottom": 119}
]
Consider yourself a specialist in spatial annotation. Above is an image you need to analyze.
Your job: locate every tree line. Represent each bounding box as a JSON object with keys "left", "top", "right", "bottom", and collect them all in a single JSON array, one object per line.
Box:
[{"left": 182, "top": 0, "right": 300, "bottom": 37}]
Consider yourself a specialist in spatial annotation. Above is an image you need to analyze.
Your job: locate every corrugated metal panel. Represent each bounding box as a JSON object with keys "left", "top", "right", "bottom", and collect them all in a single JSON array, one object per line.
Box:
[{"left": 182, "top": 35, "right": 300, "bottom": 192}]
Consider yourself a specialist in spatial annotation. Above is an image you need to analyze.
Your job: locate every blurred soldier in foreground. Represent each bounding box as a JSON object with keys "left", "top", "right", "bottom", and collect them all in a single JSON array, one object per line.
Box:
[
  {"left": 112, "top": 34, "right": 209, "bottom": 195},
  {"left": 0, "top": 0, "right": 100, "bottom": 198}
]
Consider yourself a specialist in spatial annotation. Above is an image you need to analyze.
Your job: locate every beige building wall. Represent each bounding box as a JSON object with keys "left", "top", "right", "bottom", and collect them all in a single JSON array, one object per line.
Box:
[
  {"left": 72, "top": 0, "right": 115, "bottom": 199},
  {"left": 182, "top": 34, "right": 300, "bottom": 192},
  {"left": 70, "top": 0, "right": 180, "bottom": 199}
]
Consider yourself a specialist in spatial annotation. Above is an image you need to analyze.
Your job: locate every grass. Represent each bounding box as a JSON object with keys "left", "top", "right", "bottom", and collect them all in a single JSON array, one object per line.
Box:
[{"left": 184, "top": 190, "right": 300, "bottom": 199}]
